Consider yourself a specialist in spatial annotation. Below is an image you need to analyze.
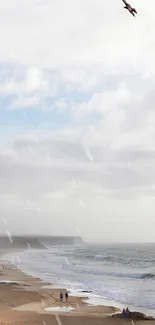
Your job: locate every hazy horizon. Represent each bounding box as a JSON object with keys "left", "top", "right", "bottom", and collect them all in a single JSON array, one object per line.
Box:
[{"left": 0, "top": 0, "right": 155, "bottom": 243}]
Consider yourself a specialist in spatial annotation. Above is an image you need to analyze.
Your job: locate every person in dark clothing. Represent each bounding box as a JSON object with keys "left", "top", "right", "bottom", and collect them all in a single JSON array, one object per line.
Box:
[
  {"left": 65, "top": 291, "right": 68, "bottom": 302},
  {"left": 121, "top": 308, "right": 126, "bottom": 318},
  {"left": 60, "top": 291, "right": 63, "bottom": 302}
]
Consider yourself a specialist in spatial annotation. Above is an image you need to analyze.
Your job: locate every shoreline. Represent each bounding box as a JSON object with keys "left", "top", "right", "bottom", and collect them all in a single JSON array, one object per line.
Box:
[
  {"left": 0, "top": 255, "right": 120, "bottom": 324},
  {"left": 1, "top": 249, "right": 120, "bottom": 313},
  {"left": 1, "top": 250, "right": 155, "bottom": 324}
]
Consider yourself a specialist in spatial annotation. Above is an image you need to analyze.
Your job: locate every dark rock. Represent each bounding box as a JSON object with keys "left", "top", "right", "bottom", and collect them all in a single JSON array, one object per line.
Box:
[
  {"left": 112, "top": 311, "right": 155, "bottom": 320},
  {"left": 81, "top": 290, "right": 92, "bottom": 293}
]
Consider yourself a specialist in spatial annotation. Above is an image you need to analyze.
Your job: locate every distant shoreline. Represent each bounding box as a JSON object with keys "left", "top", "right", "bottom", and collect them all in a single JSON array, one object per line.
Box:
[{"left": 0, "top": 235, "right": 84, "bottom": 250}]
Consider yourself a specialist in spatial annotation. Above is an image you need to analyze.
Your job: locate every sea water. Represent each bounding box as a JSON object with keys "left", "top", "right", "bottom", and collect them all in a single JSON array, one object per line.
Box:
[{"left": 3, "top": 243, "right": 155, "bottom": 314}]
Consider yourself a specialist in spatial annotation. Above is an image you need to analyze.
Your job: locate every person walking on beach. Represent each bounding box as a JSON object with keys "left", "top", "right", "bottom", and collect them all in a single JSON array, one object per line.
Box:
[
  {"left": 65, "top": 291, "right": 68, "bottom": 302},
  {"left": 60, "top": 291, "right": 63, "bottom": 302}
]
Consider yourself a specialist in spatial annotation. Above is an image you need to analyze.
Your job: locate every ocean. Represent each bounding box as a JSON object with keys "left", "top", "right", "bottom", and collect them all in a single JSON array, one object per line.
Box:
[{"left": 3, "top": 243, "right": 155, "bottom": 315}]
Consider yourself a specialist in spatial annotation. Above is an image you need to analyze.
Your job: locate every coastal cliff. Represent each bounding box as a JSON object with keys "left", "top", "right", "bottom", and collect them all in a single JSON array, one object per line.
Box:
[{"left": 0, "top": 235, "right": 84, "bottom": 249}]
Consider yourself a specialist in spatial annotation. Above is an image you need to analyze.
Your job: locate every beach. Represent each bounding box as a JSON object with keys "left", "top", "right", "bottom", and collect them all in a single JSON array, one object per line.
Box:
[
  {"left": 0, "top": 258, "right": 119, "bottom": 324},
  {"left": 0, "top": 253, "right": 155, "bottom": 325},
  {"left": 4, "top": 243, "right": 155, "bottom": 312}
]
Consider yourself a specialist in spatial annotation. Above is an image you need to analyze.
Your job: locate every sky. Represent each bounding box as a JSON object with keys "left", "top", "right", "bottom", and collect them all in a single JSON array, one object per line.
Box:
[{"left": 0, "top": 0, "right": 155, "bottom": 242}]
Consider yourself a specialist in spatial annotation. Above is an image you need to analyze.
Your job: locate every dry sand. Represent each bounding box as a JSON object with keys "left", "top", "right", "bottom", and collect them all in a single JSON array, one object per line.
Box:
[{"left": 0, "top": 256, "right": 155, "bottom": 325}]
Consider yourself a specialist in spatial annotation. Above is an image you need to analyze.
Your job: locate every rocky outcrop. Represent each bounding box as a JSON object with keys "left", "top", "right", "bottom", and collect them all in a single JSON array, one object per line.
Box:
[{"left": 112, "top": 311, "right": 154, "bottom": 320}]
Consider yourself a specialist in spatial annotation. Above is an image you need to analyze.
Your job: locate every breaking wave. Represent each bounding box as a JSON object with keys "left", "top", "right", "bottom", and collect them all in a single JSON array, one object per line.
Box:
[
  {"left": 61, "top": 262, "right": 155, "bottom": 280},
  {"left": 3, "top": 243, "right": 155, "bottom": 310}
]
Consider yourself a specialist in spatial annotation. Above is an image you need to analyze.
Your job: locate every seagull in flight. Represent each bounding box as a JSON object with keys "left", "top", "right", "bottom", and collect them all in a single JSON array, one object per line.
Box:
[{"left": 122, "top": 0, "right": 137, "bottom": 17}]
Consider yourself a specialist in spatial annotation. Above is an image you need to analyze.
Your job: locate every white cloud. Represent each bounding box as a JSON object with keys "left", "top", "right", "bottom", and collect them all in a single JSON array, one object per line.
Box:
[
  {"left": 0, "top": 0, "right": 154, "bottom": 72},
  {"left": 0, "top": 67, "right": 46, "bottom": 94},
  {"left": 25, "top": 67, "right": 48, "bottom": 92},
  {"left": 8, "top": 95, "right": 40, "bottom": 110},
  {"left": 1, "top": 127, "right": 155, "bottom": 241},
  {"left": 0, "top": 66, "right": 52, "bottom": 109}
]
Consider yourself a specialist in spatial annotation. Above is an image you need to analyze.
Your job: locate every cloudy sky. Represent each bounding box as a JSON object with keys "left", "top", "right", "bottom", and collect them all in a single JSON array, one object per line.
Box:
[{"left": 0, "top": 0, "right": 155, "bottom": 242}]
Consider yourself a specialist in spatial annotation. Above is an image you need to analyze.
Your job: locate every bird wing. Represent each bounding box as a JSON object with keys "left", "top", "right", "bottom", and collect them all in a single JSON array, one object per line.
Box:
[
  {"left": 122, "top": 0, "right": 128, "bottom": 5},
  {"left": 133, "top": 8, "right": 137, "bottom": 13}
]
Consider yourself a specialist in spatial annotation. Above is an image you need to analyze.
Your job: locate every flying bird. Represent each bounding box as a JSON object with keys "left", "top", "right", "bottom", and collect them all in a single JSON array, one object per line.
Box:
[{"left": 122, "top": 0, "right": 137, "bottom": 17}]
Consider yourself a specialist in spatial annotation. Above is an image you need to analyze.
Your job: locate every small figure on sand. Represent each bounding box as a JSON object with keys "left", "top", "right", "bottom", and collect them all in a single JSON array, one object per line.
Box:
[
  {"left": 1, "top": 265, "right": 6, "bottom": 272},
  {"left": 60, "top": 291, "right": 63, "bottom": 302},
  {"left": 65, "top": 291, "right": 68, "bottom": 302}
]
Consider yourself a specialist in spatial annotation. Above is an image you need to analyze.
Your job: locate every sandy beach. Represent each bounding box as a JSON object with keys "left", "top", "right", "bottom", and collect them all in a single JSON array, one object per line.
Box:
[{"left": 0, "top": 255, "right": 155, "bottom": 325}]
